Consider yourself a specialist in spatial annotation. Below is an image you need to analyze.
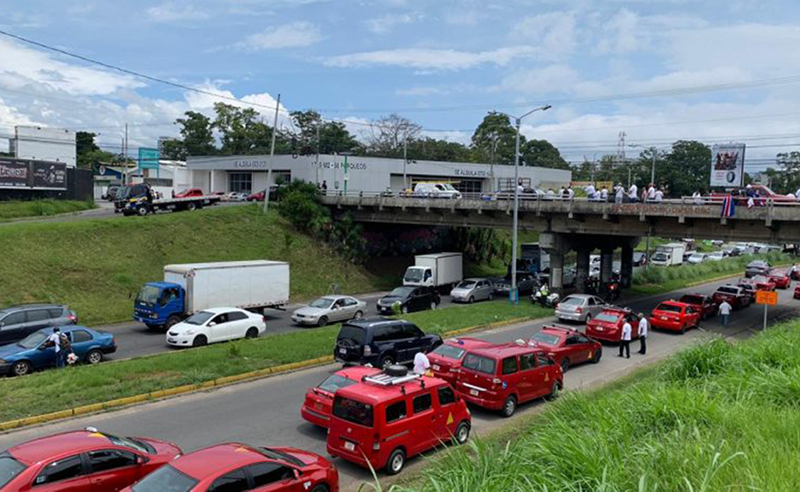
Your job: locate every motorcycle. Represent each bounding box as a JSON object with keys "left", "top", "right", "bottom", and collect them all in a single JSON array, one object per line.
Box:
[
  {"left": 532, "top": 289, "right": 561, "bottom": 308},
  {"left": 601, "top": 279, "right": 621, "bottom": 302}
]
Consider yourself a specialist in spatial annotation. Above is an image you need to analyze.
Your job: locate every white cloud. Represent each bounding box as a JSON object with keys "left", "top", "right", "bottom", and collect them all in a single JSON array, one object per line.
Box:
[
  {"left": 325, "top": 46, "right": 538, "bottom": 70},
  {"left": 146, "top": 2, "right": 210, "bottom": 22},
  {"left": 512, "top": 11, "right": 577, "bottom": 60},
  {"left": 501, "top": 65, "right": 581, "bottom": 95},
  {"left": 366, "top": 12, "right": 422, "bottom": 34},
  {"left": 395, "top": 86, "right": 448, "bottom": 96},
  {"left": 237, "top": 21, "right": 323, "bottom": 50},
  {"left": 595, "top": 8, "right": 640, "bottom": 54}
]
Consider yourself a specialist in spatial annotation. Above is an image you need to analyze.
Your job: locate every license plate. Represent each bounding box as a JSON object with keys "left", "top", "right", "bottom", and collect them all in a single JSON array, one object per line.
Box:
[
  {"left": 432, "top": 364, "right": 440, "bottom": 371},
  {"left": 344, "top": 441, "right": 355, "bottom": 451},
  {"left": 339, "top": 348, "right": 346, "bottom": 355},
  {"left": 470, "top": 389, "right": 479, "bottom": 396},
  {"left": 315, "top": 403, "right": 323, "bottom": 410},
  {"left": 596, "top": 327, "right": 604, "bottom": 332},
  {"left": 661, "top": 316, "right": 669, "bottom": 320}
]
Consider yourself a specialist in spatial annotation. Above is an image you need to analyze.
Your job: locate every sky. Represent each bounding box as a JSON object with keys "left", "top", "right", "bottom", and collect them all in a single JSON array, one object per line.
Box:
[{"left": 2, "top": 0, "right": 800, "bottom": 170}]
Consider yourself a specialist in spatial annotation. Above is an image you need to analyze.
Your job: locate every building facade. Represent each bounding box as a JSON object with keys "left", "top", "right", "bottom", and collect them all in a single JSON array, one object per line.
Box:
[{"left": 186, "top": 154, "right": 572, "bottom": 194}]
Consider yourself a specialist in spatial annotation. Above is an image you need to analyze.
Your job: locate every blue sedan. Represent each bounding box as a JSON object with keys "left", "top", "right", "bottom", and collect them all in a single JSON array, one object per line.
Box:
[{"left": 0, "top": 325, "right": 117, "bottom": 376}]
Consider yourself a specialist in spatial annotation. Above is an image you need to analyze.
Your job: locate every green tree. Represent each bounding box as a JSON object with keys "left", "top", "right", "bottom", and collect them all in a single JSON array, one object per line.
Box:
[
  {"left": 159, "top": 139, "right": 186, "bottom": 161},
  {"left": 471, "top": 112, "right": 517, "bottom": 165},
  {"left": 662, "top": 140, "right": 711, "bottom": 197},
  {"left": 290, "top": 110, "right": 363, "bottom": 155},
  {"left": 175, "top": 111, "right": 216, "bottom": 156},
  {"left": 405, "top": 137, "right": 474, "bottom": 163},
  {"left": 75, "top": 132, "right": 118, "bottom": 169},
  {"left": 773, "top": 151, "right": 800, "bottom": 193},
  {"left": 521, "top": 139, "right": 569, "bottom": 169}
]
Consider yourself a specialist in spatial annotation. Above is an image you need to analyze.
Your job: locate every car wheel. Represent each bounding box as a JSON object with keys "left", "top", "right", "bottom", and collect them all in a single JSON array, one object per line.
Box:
[
  {"left": 430, "top": 301, "right": 437, "bottom": 310},
  {"left": 592, "top": 348, "right": 602, "bottom": 363},
  {"left": 192, "top": 335, "right": 208, "bottom": 347},
  {"left": 136, "top": 205, "right": 148, "bottom": 216},
  {"left": 501, "top": 395, "right": 517, "bottom": 417},
  {"left": 585, "top": 313, "right": 592, "bottom": 324},
  {"left": 401, "top": 305, "right": 409, "bottom": 314},
  {"left": 546, "top": 381, "right": 561, "bottom": 401},
  {"left": 488, "top": 292, "right": 494, "bottom": 301},
  {"left": 310, "top": 486, "right": 330, "bottom": 492},
  {"left": 187, "top": 202, "right": 197, "bottom": 211},
  {"left": 353, "top": 310, "right": 363, "bottom": 320},
  {"left": 12, "top": 360, "right": 32, "bottom": 377},
  {"left": 379, "top": 355, "right": 395, "bottom": 369},
  {"left": 317, "top": 316, "right": 328, "bottom": 327},
  {"left": 386, "top": 448, "right": 406, "bottom": 475},
  {"left": 560, "top": 358, "right": 570, "bottom": 372},
  {"left": 454, "top": 421, "right": 470, "bottom": 444},
  {"left": 86, "top": 349, "right": 103, "bottom": 365},
  {"left": 166, "top": 316, "right": 181, "bottom": 330},
  {"left": 680, "top": 324, "right": 686, "bottom": 335},
  {"left": 245, "top": 327, "right": 259, "bottom": 339},
  {"left": 468, "top": 296, "right": 475, "bottom": 304}
]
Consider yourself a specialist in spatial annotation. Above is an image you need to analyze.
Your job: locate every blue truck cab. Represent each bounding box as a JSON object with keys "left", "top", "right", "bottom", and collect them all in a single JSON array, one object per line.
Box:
[{"left": 133, "top": 281, "right": 186, "bottom": 330}]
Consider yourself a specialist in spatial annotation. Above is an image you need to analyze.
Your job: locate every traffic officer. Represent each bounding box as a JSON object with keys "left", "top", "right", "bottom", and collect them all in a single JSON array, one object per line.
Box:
[
  {"left": 637, "top": 314, "right": 648, "bottom": 355},
  {"left": 619, "top": 319, "right": 632, "bottom": 358}
]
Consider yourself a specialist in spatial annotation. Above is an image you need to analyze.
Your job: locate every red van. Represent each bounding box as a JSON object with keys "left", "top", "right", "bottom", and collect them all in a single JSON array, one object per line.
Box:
[
  {"left": 649, "top": 300, "right": 700, "bottom": 334},
  {"left": 327, "top": 367, "right": 471, "bottom": 475},
  {"left": 585, "top": 307, "right": 641, "bottom": 343},
  {"left": 455, "top": 342, "right": 563, "bottom": 418},
  {"left": 428, "top": 337, "right": 493, "bottom": 385},
  {"left": 301, "top": 366, "right": 380, "bottom": 428}
]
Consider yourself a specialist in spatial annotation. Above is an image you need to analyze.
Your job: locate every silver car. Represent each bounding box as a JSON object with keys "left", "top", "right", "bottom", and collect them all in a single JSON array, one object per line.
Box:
[
  {"left": 554, "top": 294, "right": 607, "bottom": 323},
  {"left": 291, "top": 295, "right": 366, "bottom": 327},
  {"left": 450, "top": 278, "right": 495, "bottom": 303}
]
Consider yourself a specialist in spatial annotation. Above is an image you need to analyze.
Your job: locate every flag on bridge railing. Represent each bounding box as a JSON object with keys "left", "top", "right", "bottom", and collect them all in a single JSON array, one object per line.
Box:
[{"left": 721, "top": 194, "right": 736, "bottom": 218}]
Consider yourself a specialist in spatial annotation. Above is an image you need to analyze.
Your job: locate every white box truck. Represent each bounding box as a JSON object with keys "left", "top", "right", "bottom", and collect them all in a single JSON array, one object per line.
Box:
[
  {"left": 134, "top": 260, "right": 290, "bottom": 329},
  {"left": 403, "top": 253, "right": 463, "bottom": 290},
  {"left": 650, "top": 243, "right": 686, "bottom": 267}
]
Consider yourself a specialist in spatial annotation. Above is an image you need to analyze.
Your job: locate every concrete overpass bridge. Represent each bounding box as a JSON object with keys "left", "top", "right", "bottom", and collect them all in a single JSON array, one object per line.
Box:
[{"left": 321, "top": 192, "right": 800, "bottom": 292}]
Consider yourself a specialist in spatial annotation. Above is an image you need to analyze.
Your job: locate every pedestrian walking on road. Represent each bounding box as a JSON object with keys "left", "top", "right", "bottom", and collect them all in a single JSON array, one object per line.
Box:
[
  {"left": 719, "top": 300, "right": 732, "bottom": 327},
  {"left": 637, "top": 314, "right": 648, "bottom": 354},
  {"left": 619, "top": 320, "right": 632, "bottom": 358},
  {"left": 413, "top": 348, "right": 431, "bottom": 376}
]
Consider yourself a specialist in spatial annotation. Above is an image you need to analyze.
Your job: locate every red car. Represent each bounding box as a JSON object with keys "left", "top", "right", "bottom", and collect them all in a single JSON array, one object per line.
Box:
[
  {"left": 301, "top": 366, "right": 380, "bottom": 428},
  {"left": 749, "top": 276, "right": 776, "bottom": 291},
  {"left": 428, "top": 337, "right": 494, "bottom": 385},
  {"left": 174, "top": 188, "right": 204, "bottom": 198},
  {"left": 0, "top": 429, "right": 181, "bottom": 492},
  {"left": 795, "top": 285, "right": 800, "bottom": 299},
  {"left": 791, "top": 265, "right": 800, "bottom": 281},
  {"left": 712, "top": 285, "right": 752, "bottom": 309},
  {"left": 528, "top": 325, "right": 602, "bottom": 372},
  {"left": 649, "top": 301, "right": 700, "bottom": 334},
  {"left": 768, "top": 270, "right": 792, "bottom": 289},
  {"left": 678, "top": 294, "right": 718, "bottom": 320},
  {"left": 455, "top": 342, "right": 563, "bottom": 417},
  {"left": 328, "top": 367, "right": 471, "bottom": 475},
  {"left": 585, "top": 307, "right": 641, "bottom": 343},
  {"left": 247, "top": 190, "right": 265, "bottom": 202},
  {"left": 123, "top": 443, "right": 338, "bottom": 492}
]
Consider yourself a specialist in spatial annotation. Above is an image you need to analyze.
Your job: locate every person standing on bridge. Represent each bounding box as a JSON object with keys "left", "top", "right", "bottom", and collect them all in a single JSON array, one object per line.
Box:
[
  {"left": 637, "top": 314, "right": 648, "bottom": 355},
  {"left": 600, "top": 186, "right": 609, "bottom": 202},
  {"left": 619, "top": 319, "right": 632, "bottom": 358},
  {"left": 646, "top": 184, "right": 656, "bottom": 202},
  {"left": 567, "top": 186, "right": 575, "bottom": 200},
  {"left": 692, "top": 189, "right": 702, "bottom": 205},
  {"left": 614, "top": 184, "right": 624, "bottom": 204},
  {"left": 628, "top": 183, "right": 639, "bottom": 203},
  {"left": 718, "top": 299, "right": 732, "bottom": 327},
  {"left": 585, "top": 183, "right": 596, "bottom": 200}
]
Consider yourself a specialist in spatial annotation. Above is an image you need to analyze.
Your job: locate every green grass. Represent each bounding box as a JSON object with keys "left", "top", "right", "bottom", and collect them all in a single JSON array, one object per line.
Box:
[
  {"left": 0, "top": 205, "right": 395, "bottom": 325},
  {"left": 631, "top": 251, "right": 791, "bottom": 295},
  {"left": 399, "top": 318, "right": 800, "bottom": 492},
  {"left": 0, "top": 301, "right": 550, "bottom": 422},
  {"left": 0, "top": 200, "right": 96, "bottom": 221}
]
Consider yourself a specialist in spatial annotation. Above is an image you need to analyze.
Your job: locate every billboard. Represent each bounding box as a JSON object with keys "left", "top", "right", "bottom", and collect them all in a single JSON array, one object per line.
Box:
[
  {"left": 0, "top": 159, "right": 29, "bottom": 188},
  {"left": 32, "top": 161, "right": 67, "bottom": 189},
  {"left": 710, "top": 143, "right": 745, "bottom": 188},
  {"left": 0, "top": 158, "right": 67, "bottom": 190},
  {"left": 14, "top": 126, "right": 76, "bottom": 168},
  {"left": 139, "top": 147, "right": 160, "bottom": 170}
]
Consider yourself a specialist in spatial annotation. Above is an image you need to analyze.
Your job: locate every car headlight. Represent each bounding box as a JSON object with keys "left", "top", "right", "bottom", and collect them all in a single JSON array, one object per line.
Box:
[{"left": 0, "top": 359, "right": 5, "bottom": 364}]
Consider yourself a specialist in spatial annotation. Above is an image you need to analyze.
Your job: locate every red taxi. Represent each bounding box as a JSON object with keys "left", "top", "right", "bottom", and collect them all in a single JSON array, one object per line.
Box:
[
  {"left": 301, "top": 366, "right": 380, "bottom": 428},
  {"left": 123, "top": 443, "right": 338, "bottom": 492},
  {"left": 328, "top": 367, "right": 471, "bottom": 475},
  {"left": 712, "top": 285, "right": 752, "bottom": 309},
  {"left": 649, "top": 301, "right": 700, "bottom": 334},
  {"left": 768, "top": 270, "right": 792, "bottom": 289},
  {"left": 455, "top": 342, "right": 563, "bottom": 418},
  {"left": 678, "top": 294, "right": 717, "bottom": 319},
  {"left": 0, "top": 429, "right": 181, "bottom": 492},
  {"left": 585, "top": 307, "right": 641, "bottom": 343},
  {"left": 795, "top": 285, "right": 800, "bottom": 299},
  {"left": 428, "top": 337, "right": 493, "bottom": 385},
  {"left": 528, "top": 325, "right": 602, "bottom": 372},
  {"left": 749, "top": 276, "right": 776, "bottom": 291}
]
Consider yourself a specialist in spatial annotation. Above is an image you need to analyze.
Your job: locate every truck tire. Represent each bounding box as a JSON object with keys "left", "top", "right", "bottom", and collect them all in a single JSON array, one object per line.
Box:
[
  {"left": 136, "top": 205, "right": 149, "bottom": 216},
  {"left": 165, "top": 315, "right": 181, "bottom": 330},
  {"left": 187, "top": 202, "right": 197, "bottom": 211}
]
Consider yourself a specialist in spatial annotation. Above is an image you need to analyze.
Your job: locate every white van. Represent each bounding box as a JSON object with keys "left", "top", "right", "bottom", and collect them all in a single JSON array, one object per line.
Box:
[{"left": 412, "top": 182, "right": 462, "bottom": 199}]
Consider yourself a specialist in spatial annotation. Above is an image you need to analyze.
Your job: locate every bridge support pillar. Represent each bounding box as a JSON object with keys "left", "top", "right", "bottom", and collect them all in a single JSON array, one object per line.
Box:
[
  {"left": 600, "top": 247, "right": 614, "bottom": 284},
  {"left": 621, "top": 244, "right": 634, "bottom": 288},
  {"left": 575, "top": 247, "right": 590, "bottom": 293},
  {"left": 550, "top": 250, "right": 565, "bottom": 290}
]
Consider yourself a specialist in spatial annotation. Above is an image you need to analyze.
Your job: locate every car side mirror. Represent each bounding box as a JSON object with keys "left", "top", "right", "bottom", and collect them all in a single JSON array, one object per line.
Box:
[
  {"left": 293, "top": 469, "right": 300, "bottom": 479},
  {"left": 136, "top": 455, "right": 150, "bottom": 465},
  {"left": 208, "top": 322, "right": 216, "bottom": 327}
]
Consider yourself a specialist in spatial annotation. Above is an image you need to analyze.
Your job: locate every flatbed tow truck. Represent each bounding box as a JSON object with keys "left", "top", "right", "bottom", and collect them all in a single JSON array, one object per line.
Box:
[{"left": 115, "top": 183, "right": 220, "bottom": 216}]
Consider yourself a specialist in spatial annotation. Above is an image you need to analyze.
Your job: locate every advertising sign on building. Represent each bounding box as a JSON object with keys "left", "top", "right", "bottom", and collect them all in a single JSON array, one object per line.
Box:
[
  {"left": 0, "top": 159, "right": 29, "bottom": 188},
  {"left": 0, "top": 158, "right": 67, "bottom": 190},
  {"left": 710, "top": 143, "right": 746, "bottom": 188},
  {"left": 32, "top": 161, "right": 68, "bottom": 189}
]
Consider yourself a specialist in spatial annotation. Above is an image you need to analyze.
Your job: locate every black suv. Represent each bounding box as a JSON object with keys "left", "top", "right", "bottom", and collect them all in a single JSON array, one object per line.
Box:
[
  {"left": 334, "top": 317, "right": 442, "bottom": 368},
  {"left": 376, "top": 286, "right": 440, "bottom": 315},
  {"left": 0, "top": 304, "right": 77, "bottom": 347}
]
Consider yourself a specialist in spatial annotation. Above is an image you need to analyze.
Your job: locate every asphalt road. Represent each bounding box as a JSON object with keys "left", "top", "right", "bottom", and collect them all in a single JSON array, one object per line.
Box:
[{"left": 2, "top": 278, "right": 797, "bottom": 491}]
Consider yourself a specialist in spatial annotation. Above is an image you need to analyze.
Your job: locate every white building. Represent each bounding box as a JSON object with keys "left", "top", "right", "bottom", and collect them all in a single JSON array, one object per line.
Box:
[
  {"left": 186, "top": 154, "right": 571, "bottom": 195},
  {"left": 10, "top": 126, "right": 76, "bottom": 168}
]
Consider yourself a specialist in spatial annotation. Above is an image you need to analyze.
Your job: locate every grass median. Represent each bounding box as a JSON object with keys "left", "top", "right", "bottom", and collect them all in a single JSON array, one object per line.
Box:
[
  {"left": 399, "top": 317, "right": 800, "bottom": 492},
  {"left": 0, "top": 301, "right": 550, "bottom": 423},
  {"left": 0, "top": 200, "right": 96, "bottom": 221}
]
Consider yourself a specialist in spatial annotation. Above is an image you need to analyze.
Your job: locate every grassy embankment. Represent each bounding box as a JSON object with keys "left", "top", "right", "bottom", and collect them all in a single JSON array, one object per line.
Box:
[
  {"left": 0, "top": 301, "right": 550, "bottom": 422},
  {"left": 0, "top": 200, "right": 95, "bottom": 221},
  {"left": 631, "top": 251, "right": 791, "bottom": 295},
  {"left": 399, "top": 319, "right": 800, "bottom": 492},
  {"left": 0, "top": 205, "right": 395, "bottom": 325}
]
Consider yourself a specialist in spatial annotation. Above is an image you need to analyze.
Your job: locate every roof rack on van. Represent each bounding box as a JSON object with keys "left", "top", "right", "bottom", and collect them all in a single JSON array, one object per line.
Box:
[{"left": 363, "top": 372, "right": 421, "bottom": 387}]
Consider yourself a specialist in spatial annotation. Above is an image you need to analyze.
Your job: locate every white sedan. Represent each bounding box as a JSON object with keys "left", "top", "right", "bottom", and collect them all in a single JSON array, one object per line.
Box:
[{"left": 166, "top": 307, "right": 266, "bottom": 348}]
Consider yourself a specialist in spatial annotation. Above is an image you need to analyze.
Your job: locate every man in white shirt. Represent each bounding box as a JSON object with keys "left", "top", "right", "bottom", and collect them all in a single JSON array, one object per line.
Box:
[
  {"left": 637, "top": 314, "right": 648, "bottom": 355},
  {"left": 795, "top": 188, "right": 800, "bottom": 201},
  {"left": 692, "top": 190, "right": 702, "bottom": 205},
  {"left": 600, "top": 186, "right": 609, "bottom": 202},
  {"left": 646, "top": 184, "right": 656, "bottom": 202},
  {"left": 585, "top": 184, "right": 596, "bottom": 200},
  {"left": 567, "top": 186, "right": 575, "bottom": 200},
  {"left": 654, "top": 188, "right": 664, "bottom": 202},
  {"left": 619, "top": 320, "right": 632, "bottom": 358},
  {"left": 628, "top": 183, "right": 639, "bottom": 203},
  {"left": 718, "top": 300, "right": 732, "bottom": 327},
  {"left": 413, "top": 349, "right": 431, "bottom": 375},
  {"left": 46, "top": 327, "right": 65, "bottom": 369},
  {"left": 614, "top": 184, "right": 624, "bottom": 204}
]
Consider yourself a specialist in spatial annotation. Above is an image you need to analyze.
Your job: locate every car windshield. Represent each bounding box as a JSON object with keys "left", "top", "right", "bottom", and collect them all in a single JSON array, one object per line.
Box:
[
  {"left": 132, "top": 465, "right": 198, "bottom": 492},
  {"left": 0, "top": 454, "right": 26, "bottom": 489},
  {"left": 388, "top": 287, "right": 414, "bottom": 297},
  {"left": 332, "top": 396, "right": 373, "bottom": 427},
  {"left": 176, "top": 189, "right": 189, "bottom": 195},
  {"left": 443, "top": 184, "right": 457, "bottom": 191},
  {"left": 184, "top": 311, "right": 214, "bottom": 325},
  {"left": 462, "top": 353, "right": 497, "bottom": 375},
  {"left": 106, "top": 434, "right": 151, "bottom": 454},
  {"left": 256, "top": 448, "right": 304, "bottom": 467},
  {"left": 531, "top": 332, "right": 561, "bottom": 346},
  {"left": 432, "top": 344, "right": 466, "bottom": 360},
  {"left": 679, "top": 295, "right": 704, "bottom": 305},
  {"left": 318, "top": 374, "right": 358, "bottom": 393},
  {"left": 689, "top": 254, "right": 704, "bottom": 259},
  {"left": 717, "top": 287, "right": 739, "bottom": 295},
  {"left": 337, "top": 325, "right": 366, "bottom": 345},
  {"left": 561, "top": 297, "right": 584, "bottom": 306},
  {"left": 595, "top": 312, "right": 622, "bottom": 323},
  {"left": 403, "top": 269, "right": 424, "bottom": 282},
  {"left": 309, "top": 298, "right": 334, "bottom": 309},
  {"left": 136, "top": 285, "right": 161, "bottom": 305},
  {"left": 455, "top": 281, "right": 476, "bottom": 289},
  {"left": 18, "top": 331, "right": 48, "bottom": 349},
  {"left": 652, "top": 253, "right": 668, "bottom": 261},
  {"left": 655, "top": 303, "right": 682, "bottom": 313}
]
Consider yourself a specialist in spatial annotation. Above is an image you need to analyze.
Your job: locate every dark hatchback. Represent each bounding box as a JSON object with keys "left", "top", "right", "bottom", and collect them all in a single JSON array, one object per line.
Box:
[
  {"left": 333, "top": 318, "right": 442, "bottom": 369},
  {"left": 0, "top": 304, "right": 77, "bottom": 347},
  {"left": 376, "top": 286, "right": 440, "bottom": 315}
]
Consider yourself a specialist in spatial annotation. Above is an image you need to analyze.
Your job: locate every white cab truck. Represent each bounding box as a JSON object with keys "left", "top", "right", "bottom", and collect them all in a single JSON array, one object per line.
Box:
[
  {"left": 403, "top": 253, "right": 463, "bottom": 290},
  {"left": 134, "top": 260, "right": 290, "bottom": 330},
  {"left": 650, "top": 243, "right": 686, "bottom": 267}
]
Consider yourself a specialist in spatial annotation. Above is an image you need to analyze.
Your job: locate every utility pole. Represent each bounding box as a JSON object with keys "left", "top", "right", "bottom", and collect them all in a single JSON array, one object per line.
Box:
[
  {"left": 403, "top": 137, "right": 408, "bottom": 191},
  {"left": 124, "top": 123, "right": 128, "bottom": 185},
  {"left": 315, "top": 122, "right": 320, "bottom": 187},
  {"left": 263, "top": 94, "right": 281, "bottom": 214}
]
